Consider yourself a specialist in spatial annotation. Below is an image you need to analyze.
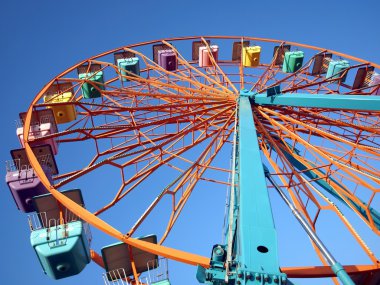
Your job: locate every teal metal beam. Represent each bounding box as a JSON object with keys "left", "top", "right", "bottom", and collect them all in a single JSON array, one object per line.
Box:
[
  {"left": 255, "top": 93, "right": 380, "bottom": 111},
  {"left": 224, "top": 108, "right": 239, "bottom": 282},
  {"left": 265, "top": 171, "right": 355, "bottom": 285},
  {"left": 276, "top": 142, "right": 380, "bottom": 231},
  {"left": 197, "top": 92, "right": 288, "bottom": 284},
  {"left": 237, "top": 94, "right": 286, "bottom": 284}
]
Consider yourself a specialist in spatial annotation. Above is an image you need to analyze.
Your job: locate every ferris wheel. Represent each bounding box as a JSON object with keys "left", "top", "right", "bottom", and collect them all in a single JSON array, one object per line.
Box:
[{"left": 6, "top": 36, "right": 380, "bottom": 285}]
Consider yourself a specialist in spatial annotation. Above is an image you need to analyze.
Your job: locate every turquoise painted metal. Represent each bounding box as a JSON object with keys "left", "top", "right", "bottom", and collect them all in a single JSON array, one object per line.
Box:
[
  {"left": 117, "top": 57, "right": 140, "bottom": 81},
  {"left": 79, "top": 71, "right": 104, "bottom": 98},
  {"left": 199, "top": 88, "right": 380, "bottom": 285},
  {"left": 255, "top": 92, "right": 380, "bottom": 111},
  {"left": 30, "top": 221, "right": 91, "bottom": 280},
  {"left": 265, "top": 168, "right": 355, "bottom": 285},
  {"left": 282, "top": 51, "right": 304, "bottom": 73},
  {"left": 266, "top": 85, "right": 281, "bottom": 97},
  {"left": 152, "top": 280, "right": 171, "bottom": 285},
  {"left": 237, "top": 92, "right": 286, "bottom": 284},
  {"left": 326, "top": 60, "right": 350, "bottom": 82},
  {"left": 197, "top": 244, "right": 229, "bottom": 284},
  {"left": 332, "top": 263, "right": 356, "bottom": 285},
  {"left": 198, "top": 90, "right": 287, "bottom": 284},
  {"left": 276, "top": 142, "right": 380, "bottom": 231}
]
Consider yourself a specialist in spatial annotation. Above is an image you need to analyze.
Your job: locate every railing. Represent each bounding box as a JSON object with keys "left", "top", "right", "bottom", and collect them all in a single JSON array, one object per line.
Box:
[
  {"left": 28, "top": 208, "right": 92, "bottom": 247},
  {"left": 28, "top": 209, "right": 81, "bottom": 231},
  {"left": 5, "top": 155, "right": 53, "bottom": 174},
  {"left": 147, "top": 258, "right": 169, "bottom": 285},
  {"left": 103, "top": 268, "right": 149, "bottom": 285},
  {"left": 28, "top": 212, "right": 47, "bottom": 231},
  {"left": 5, "top": 159, "right": 22, "bottom": 173},
  {"left": 47, "top": 218, "right": 68, "bottom": 248},
  {"left": 16, "top": 115, "right": 56, "bottom": 128},
  {"left": 15, "top": 114, "right": 59, "bottom": 146},
  {"left": 102, "top": 258, "right": 170, "bottom": 285}
]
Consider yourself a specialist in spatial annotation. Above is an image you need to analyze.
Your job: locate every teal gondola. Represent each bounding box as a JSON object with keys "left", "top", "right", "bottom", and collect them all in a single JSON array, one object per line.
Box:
[
  {"left": 31, "top": 220, "right": 91, "bottom": 280},
  {"left": 30, "top": 189, "right": 91, "bottom": 279}
]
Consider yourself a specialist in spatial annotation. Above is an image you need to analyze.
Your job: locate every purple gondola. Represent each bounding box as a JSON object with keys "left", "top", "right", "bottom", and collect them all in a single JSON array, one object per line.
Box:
[{"left": 5, "top": 145, "right": 58, "bottom": 212}]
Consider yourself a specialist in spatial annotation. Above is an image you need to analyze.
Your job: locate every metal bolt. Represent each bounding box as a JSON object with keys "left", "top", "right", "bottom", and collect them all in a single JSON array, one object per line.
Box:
[
  {"left": 246, "top": 272, "right": 252, "bottom": 280},
  {"left": 264, "top": 274, "right": 269, "bottom": 282},
  {"left": 255, "top": 273, "right": 261, "bottom": 281}
]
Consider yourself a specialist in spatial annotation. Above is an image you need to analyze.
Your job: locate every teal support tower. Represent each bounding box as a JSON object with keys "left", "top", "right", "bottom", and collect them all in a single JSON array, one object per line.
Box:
[
  {"left": 236, "top": 91, "right": 286, "bottom": 284},
  {"left": 197, "top": 88, "right": 362, "bottom": 285},
  {"left": 197, "top": 90, "right": 287, "bottom": 285}
]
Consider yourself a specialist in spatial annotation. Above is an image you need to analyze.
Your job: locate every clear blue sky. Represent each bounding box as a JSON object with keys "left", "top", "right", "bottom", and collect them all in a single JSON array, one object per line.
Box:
[{"left": 1, "top": 1, "right": 380, "bottom": 284}]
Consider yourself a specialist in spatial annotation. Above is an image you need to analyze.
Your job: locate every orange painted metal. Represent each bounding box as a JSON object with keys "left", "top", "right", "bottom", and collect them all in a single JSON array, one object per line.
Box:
[
  {"left": 258, "top": 106, "right": 380, "bottom": 235},
  {"left": 21, "top": 36, "right": 380, "bottom": 282},
  {"left": 255, "top": 107, "right": 380, "bottom": 267},
  {"left": 282, "top": 265, "right": 380, "bottom": 278},
  {"left": 90, "top": 250, "right": 105, "bottom": 268},
  {"left": 23, "top": 86, "right": 212, "bottom": 268}
]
